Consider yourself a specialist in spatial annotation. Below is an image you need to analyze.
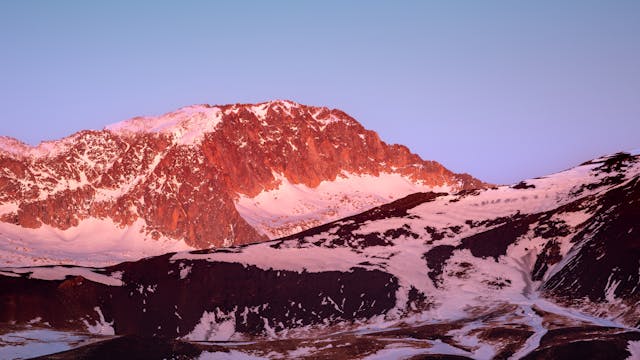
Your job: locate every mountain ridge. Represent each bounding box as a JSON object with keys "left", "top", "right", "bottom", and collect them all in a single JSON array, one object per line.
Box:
[{"left": 0, "top": 100, "right": 485, "bottom": 266}]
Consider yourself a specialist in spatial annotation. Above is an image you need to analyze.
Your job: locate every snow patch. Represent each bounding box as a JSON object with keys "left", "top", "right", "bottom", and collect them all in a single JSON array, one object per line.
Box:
[
  {"left": 286, "top": 346, "right": 317, "bottom": 357},
  {"left": 363, "top": 340, "right": 471, "bottom": 360},
  {"left": 4, "top": 266, "right": 123, "bottom": 286},
  {"left": 0, "top": 218, "right": 194, "bottom": 267},
  {"left": 184, "top": 309, "right": 237, "bottom": 341},
  {"left": 82, "top": 307, "right": 115, "bottom": 335},
  {"left": 627, "top": 340, "right": 640, "bottom": 360},
  {"left": 236, "top": 172, "right": 449, "bottom": 239},
  {"left": 0, "top": 329, "right": 90, "bottom": 360},
  {"left": 179, "top": 263, "right": 192, "bottom": 279},
  {"left": 250, "top": 103, "right": 269, "bottom": 119},
  {"left": 172, "top": 244, "right": 365, "bottom": 274},
  {"left": 106, "top": 105, "right": 223, "bottom": 145}
]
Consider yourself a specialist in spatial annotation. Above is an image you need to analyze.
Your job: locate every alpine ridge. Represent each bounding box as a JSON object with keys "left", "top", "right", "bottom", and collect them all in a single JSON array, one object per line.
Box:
[{"left": 0, "top": 100, "right": 484, "bottom": 266}]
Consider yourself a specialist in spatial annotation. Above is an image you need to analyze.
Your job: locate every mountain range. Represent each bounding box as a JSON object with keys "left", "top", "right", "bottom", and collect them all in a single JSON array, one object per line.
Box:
[
  {"left": 0, "top": 101, "right": 638, "bottom": 359},
  {"left": 0, "top": 100, "right": 483, "bottom": 267}
]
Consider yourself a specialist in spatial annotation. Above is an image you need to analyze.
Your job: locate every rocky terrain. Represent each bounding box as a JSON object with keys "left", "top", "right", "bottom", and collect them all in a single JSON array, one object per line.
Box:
[
  {"left": 0, "top": 100, "right": 483, "bottom": 266},
  {"left": 1, "top": 151, "right": 639, "bottom": 359}
]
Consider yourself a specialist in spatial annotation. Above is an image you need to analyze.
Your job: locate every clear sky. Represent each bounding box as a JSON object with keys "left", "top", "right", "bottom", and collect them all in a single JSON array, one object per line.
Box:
[{"left": 1, "top": 1, "right": 639, "bottom": 184}]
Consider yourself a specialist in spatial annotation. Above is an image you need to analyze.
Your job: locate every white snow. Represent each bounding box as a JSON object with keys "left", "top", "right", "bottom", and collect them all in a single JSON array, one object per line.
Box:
[
  {"left": 0, "top": 270, "right": 19, "bottom": 277},
  {"left": 314, "top": 113, "right": 345, "bottom": 131},
  {"left": 408, "top": 162, "right": 603, "bottom": 230},
  {"left": 171, "top": 243, "right": 369, "bottom": 274},
  {"left": 362, "top": 340, "right": 471, "bottom": 360},
  {"left": 0, "top": 329, "right": 91, "bottom": 360},
  {"left": 4, "top": 266, "right": 123, "bottom": 286},
  {"left": 250, "top": 103, "right": 269, "bottom": 119},
  {"left": 0, "top": 136, "right": 32, "bottom": 156},
  {"left": 507, "top": 305, "right": 546, "bottom": 360},
  {"left": 82, "top": 307, "right": 115, "bottom": 335},
  {"left": 179, "top": 263, "right": 193, "bottom": 279},
  {"left": 627, "top": 340, "right": 640, "bottom": 360},
  {"left": 235, "top": 172, "right": 450, "bottom": 239},
  {"left": 285, "top": 346, "right": 317, "bottom": 357},
  {"left": 532, "top": 297, "right": 625, "bottom": 328},
  {"left": 106, "top": 105, "right": 223, "bottom": 145},
  {"left": 103, "top": 99, "right": 334, "bottom": 147},
  {"left": 0, "top": 218, "right": 194, "bottom": 267},
  {"left": 184, "top": 309, "right": 237, "bottom": 341},
  {"left": 0, "top": 203, "right": 19, "bottom": 217}
]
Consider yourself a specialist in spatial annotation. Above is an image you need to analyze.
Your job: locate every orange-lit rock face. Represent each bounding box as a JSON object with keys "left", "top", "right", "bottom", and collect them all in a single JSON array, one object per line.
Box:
[{"left": 0, "top": 101, "right": 485, "bottom": 248}]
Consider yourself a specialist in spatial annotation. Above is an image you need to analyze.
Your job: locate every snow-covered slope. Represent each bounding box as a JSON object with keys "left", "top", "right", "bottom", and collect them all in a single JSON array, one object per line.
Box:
[
  {"left": 1, "top": 152, "right": 639, "bottom": 359},
  {"left": 0, "top": 219, "right": 194, "bottom": 267},
  {"left": 235, "top": 172, "right": 449, "bottom": 239},
  {"left": 0, "top": 100, "right": 484, "bottom": 266}
]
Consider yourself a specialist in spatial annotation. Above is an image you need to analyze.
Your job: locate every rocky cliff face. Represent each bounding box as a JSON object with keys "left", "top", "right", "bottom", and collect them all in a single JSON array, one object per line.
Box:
[{"left": 0, "top": 100, "right": 484, "bottom": 254}]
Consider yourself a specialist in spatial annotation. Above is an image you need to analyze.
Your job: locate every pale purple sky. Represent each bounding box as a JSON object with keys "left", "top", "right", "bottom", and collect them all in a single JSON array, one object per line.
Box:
[{"left": 1, "top": 1, "right": 639, "bottom": 184}]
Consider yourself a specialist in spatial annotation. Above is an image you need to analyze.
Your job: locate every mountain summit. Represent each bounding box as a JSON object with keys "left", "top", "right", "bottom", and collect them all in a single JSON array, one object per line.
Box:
[{"left": 0, "top": 100, "right": 484, "bottom": 265}]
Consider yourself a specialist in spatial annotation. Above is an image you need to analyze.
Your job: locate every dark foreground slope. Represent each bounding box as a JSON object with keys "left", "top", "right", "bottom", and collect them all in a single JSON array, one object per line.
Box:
[{"left": 1, "top": 152, "right": 639, "bottom": 359}]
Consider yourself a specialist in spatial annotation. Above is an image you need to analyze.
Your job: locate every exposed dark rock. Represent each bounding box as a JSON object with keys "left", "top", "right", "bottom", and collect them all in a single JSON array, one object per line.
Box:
[
  {"left": 532, "top": 240, "right": 562, "bottom": 281},
  {"left": 460, "top": 214, "right": 537, "bottom": 260},
  {"left": 425, "top": 226, "right": 447, "bottom": 241},
  {"left": 384, "top": 224, "right": 420, "bottom": 240},
  {"left": 512, "top": 181, "right": 536, "bottom": 190},
  {"left": 0, "top": 258, "right": 399, "bottom": 338},
  {"left": 533, "top": 219, "right": 570, "bottom": 239},
  {"left": 464, "top": 212, "right": 526, "bottom": 229},
  {"left": 273, "top": 192, "right": 444, "bottom": 249},
  {"left": 593, "top": 152, "right": 637, "bottom": 174},
  {"left": 542, "top": 177, "right": 640, "bottom": 305},
  {"left": 521, "top": 327, "right": 640, "bottom": 360},
  {"left": 424, "top": 245, "right": 456, "bottom": 286},
  {"left": 406, "top": 286, "right": 431, "bottom": 313}
]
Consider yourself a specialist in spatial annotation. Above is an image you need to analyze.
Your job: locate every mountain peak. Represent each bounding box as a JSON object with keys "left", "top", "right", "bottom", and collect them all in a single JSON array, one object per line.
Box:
[
  {"left": 104, "top": 100, "right": 355, "bottom": 145},
  {"left": 264, "top": 98, "right": 301, "bottom": 107},
  {"left": 0, "top": 136, "right": 30, "bottom": 156},
  {"left": 0, "top": 100, "right": 486, "bottom": 263},
  {"left": 105, "top": 104, "right": 223, "bottom": 144}
]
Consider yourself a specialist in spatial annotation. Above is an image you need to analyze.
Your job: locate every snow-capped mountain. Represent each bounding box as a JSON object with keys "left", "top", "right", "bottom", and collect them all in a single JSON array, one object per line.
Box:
[
  {"left": 1, "top": 151, "right": 639, "bottom": 359},
  {"left": 0, "top": 100, "right": 484, "bottom": 266}
]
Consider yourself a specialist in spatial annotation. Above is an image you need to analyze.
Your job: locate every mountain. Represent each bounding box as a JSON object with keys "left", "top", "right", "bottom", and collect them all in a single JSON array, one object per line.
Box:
[
  {"left": 1, "top": 151, "right": 639, "bottom": 359},
  {"left": 0, "top": 100, "right": 484, "bottom": 266}
]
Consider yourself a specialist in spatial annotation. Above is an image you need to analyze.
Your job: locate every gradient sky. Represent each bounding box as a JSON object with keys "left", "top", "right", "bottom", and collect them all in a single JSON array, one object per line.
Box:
[{"left": 1, "top": 1, "right": 639, "bottom": 184}]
